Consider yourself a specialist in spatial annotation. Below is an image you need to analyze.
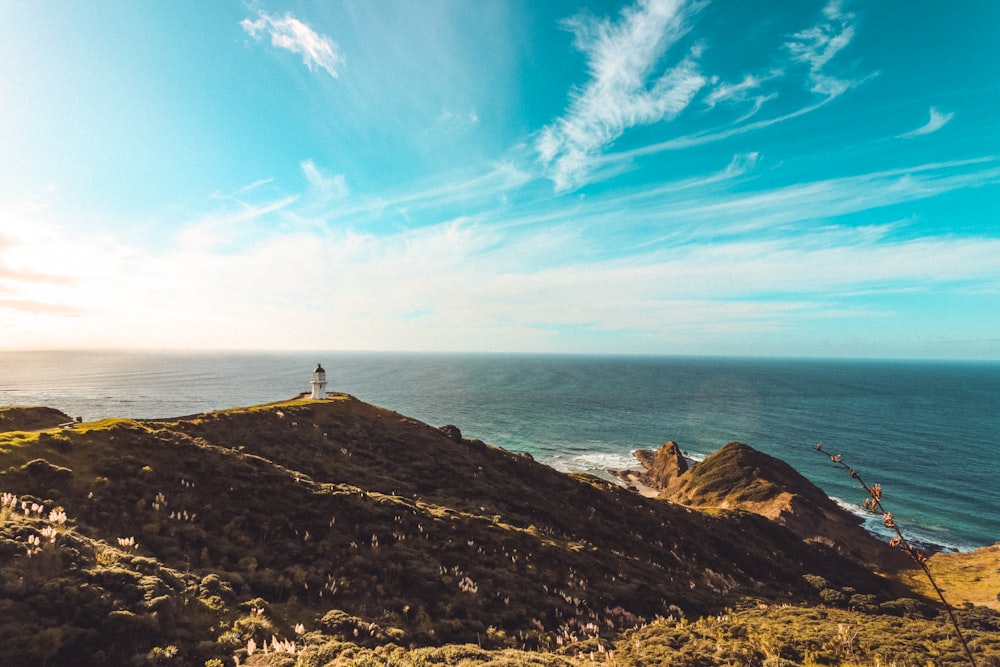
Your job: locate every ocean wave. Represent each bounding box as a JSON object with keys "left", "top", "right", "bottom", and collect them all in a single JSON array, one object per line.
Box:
[
  {"left": 541, "top": 447, "right": 710, "bottom": 491},
  {"left": 542, "top": 450, "right": 637, "bottom": 475}
]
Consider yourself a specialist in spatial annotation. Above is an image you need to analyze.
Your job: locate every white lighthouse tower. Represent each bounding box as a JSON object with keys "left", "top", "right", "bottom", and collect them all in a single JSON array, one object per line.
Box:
[{"left": 310, "top": 363, "right": 328, "bottom": 400}]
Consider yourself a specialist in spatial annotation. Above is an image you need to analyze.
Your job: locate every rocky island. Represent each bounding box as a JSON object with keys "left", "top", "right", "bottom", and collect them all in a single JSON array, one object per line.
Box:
[{"left": 0, "top": 399, "right": 997, "bottom": 666}]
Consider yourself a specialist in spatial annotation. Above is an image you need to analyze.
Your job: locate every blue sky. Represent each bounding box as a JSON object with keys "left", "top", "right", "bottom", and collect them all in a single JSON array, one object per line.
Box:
[{"left": 1, "top": 0, "right": 998, "bottom": 359}]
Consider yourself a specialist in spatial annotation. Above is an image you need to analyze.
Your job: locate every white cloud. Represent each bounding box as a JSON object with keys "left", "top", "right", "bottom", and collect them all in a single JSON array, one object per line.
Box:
[
  {"left": 2, "top": 152, "right": 998, "bottom": 354},
  {"left": 785, "top": 0, "right": 858, "bottom": 98},
  {"left": 547, "top": 0, "right": 869, "bottom": 183},
  {"left": 703, "top": 72, "right": 783, "bottom": 125},
  {"left": 176, "top": 194, "right": 299, "bottom": 251},
  {"left": 601, "top": 94, "right": 830, "bottom": 165},
  {"left": 898, "top": 107, "right": 955, "bottom": 139},
  {"left": 704, "top": 74, "right": 762, "bottom": 108},
  {"left": 334, "top": 161, "right": 532, "bottom": 225},
  {"left": 301, "top": 160, "right": 349, "bottom": 208},
  {"left": 436, "top": 109, "right": 479, "bottom": 129},
  {"left": 586, "top": 157, "right": 1000, "bottom": 243},
  {"left": 13, "top": 218, "right": 997, "bottom": 352},
  {"left": 242, "top": 12, "right": 345, "bottom": 79},
  {"left": 0, "top": 206, "right": 150, "bottom": 343},
  {"left": 537, "top": 0, "right": 705, "bottom": 191}
]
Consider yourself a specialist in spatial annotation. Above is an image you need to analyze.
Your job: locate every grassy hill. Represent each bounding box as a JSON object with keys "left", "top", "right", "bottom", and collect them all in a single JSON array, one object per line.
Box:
[{"left": 0, "top": 395, "right": 996, "bottom": 666}]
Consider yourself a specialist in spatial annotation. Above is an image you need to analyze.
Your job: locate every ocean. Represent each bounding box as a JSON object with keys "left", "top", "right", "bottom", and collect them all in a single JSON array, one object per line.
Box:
[{"left": 1, "top": 350, "right": 997, "bottom": 551}]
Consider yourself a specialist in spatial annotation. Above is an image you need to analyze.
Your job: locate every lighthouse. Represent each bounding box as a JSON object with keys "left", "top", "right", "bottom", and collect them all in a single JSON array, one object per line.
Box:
[{"left": 310, "top": 363, "right": 327, "bottom": 400}]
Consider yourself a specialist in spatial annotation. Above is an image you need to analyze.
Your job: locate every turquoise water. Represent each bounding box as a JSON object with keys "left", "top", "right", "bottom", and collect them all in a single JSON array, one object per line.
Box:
[{"left": 1, "top": 350, "right": 997, "bottom": 550}]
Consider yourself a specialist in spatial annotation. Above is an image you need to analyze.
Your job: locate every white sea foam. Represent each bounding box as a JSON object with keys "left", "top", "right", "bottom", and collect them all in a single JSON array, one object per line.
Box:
[
  {"left": 543, "top": 450, "right": 637, "bottom": 475},
  {"left": 833, "top": 495, "right": 865, "bottom": 515},
  {"left": 544, "top": 445, "right": 709, "bottom": 475}
]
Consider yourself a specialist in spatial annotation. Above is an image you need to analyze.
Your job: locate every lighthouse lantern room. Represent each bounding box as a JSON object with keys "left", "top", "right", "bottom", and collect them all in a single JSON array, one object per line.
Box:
[{"left": 310, "top": 363, "right": 327, "bottom": 400}]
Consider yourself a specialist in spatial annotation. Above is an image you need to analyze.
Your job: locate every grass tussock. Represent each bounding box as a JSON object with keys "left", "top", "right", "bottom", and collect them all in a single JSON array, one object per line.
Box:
[{"left": 617, "top": 604, "right": 1000, "bottom": 667}]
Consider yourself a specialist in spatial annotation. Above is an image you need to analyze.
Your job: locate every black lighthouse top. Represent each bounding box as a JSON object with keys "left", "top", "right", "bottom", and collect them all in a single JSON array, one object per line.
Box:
[{"left": 314, "top": 364, "right": 325, "bottom": 374}]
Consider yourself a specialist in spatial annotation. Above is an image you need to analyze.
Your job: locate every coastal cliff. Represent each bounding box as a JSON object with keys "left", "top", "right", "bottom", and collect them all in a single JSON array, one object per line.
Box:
[{"left": 0, "top": 396, "right": 996, "bottom": 666}]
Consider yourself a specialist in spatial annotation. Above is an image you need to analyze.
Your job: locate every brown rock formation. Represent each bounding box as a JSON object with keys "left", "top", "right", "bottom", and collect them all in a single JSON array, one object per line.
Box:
[
  {"left": 629, "top": 440, "right": 903, "bottom": 568},
  {"left": 634, "top": 440, "right": 688, "bottom": 488}
]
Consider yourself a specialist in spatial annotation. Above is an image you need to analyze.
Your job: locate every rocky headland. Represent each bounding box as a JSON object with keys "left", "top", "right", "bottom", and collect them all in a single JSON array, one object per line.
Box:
[{"left": 610, "top": 440, "right": 906, "bottom": 567}]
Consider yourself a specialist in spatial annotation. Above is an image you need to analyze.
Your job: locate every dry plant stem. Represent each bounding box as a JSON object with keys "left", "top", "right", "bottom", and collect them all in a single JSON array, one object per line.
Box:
[{"left": 815, "top": 443, "right": 978, "bottom": 667}]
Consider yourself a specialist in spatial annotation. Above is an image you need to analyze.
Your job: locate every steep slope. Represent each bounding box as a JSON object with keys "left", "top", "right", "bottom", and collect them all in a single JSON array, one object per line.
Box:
[
  {"left": 900, "top": 543, "right": 1000, "bottom": 611},
  {"left": 0, "top": 396, "right": 909, "bottom": 666}
]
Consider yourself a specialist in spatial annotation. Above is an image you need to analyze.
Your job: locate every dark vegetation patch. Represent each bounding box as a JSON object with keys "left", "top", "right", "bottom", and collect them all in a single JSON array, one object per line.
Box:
[{"left": 0, "top": 406, "right": 73, "bottom": 432}]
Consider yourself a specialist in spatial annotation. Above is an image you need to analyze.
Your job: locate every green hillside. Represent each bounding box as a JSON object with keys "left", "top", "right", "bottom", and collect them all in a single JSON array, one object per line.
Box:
[{"left": 0, "top": 396, "right": 996, "bottom": 666}]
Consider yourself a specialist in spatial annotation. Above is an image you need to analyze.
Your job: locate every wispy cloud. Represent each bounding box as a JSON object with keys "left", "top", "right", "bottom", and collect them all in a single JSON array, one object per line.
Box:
[
  {"left": 435, "top": 109, "right": 480, "bottom": 131},
  {"left": 464, "top": 156, "right": 1000, "bottom": 274},
  {"left": 231, "top": 178, "right": 275, "bottom": 197},
  {"left": 301, "top": 159, "right": 349, "bottom": 209},
  {"left": 602, "top": 94, "right": 831, "bottom": 166},
  {"left": 3, "top": 150, "right": 998, "bottom": 353},
  {"left": 536, "top": 0, "right": 705, "bottom": 191},
  {"left": 0, "top": 297, "right": 82, "bottom": 316},
  {"left": 177, "top": 193, "right": 300, "bottom": 251},
  {"left": 0, "top": 215, "right": 77, "bottom": 289},
  {"left": 0, "top": 264, "right": 74, "bottom": 286},
  {"left": 242, "top": 12, "right": 345, "bottom": 79},
  {"left": 703, "top": 72, "right": 782, "bottom": 125},
  {"left": 580, "top": 157, "right": 1000, "bottom": 245},
  {"left": 329, "top": 161, "right": 533, "bottom": 228},
  {"left": 704, "top": 73, "right": 770, "bottom": 109},
  {"left": 898, "top": 106, "right": 955, "bottom": 139},
  {"left": 542, "top": 0, "right": 868, "bottom": 188},
  {"left": 784, "top": 0, "right": 859, "bottom": 97}
]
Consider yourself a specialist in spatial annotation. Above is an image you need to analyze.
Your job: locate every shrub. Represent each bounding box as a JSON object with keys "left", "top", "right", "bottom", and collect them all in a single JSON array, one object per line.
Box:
[
  {"left": 819, "top": 589, "right": 847, "bottom": 605},
  {"left": 803, "top": 574, "right": 831, "bottom": 591}
]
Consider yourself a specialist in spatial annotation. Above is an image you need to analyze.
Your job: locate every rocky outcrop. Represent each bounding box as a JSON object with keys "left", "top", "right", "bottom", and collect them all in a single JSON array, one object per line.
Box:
[
  {"left": 636, "top": 440, "right": 688, "bottom": 488},
  {"left": 608, "top": 440, "right": 688, "bottom": 497},
  {"left": 627, "top": 440, "right": 903, "bottom": 568}
]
